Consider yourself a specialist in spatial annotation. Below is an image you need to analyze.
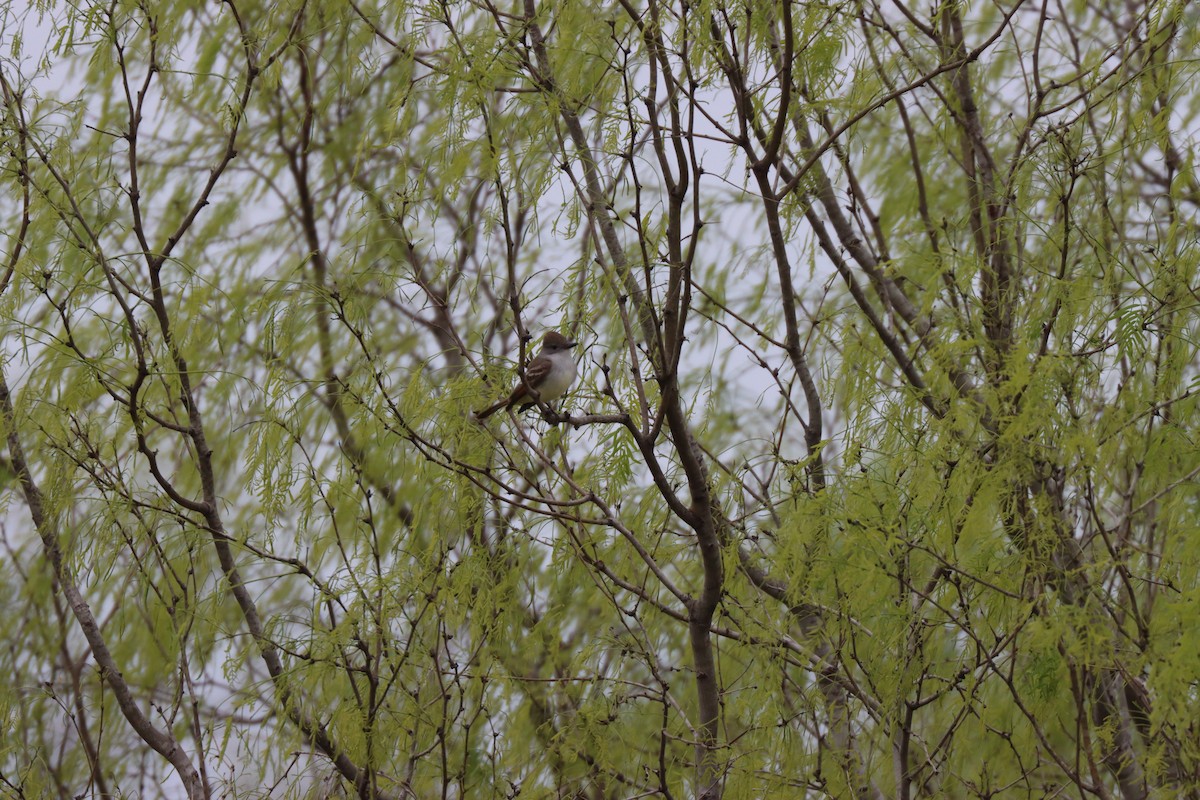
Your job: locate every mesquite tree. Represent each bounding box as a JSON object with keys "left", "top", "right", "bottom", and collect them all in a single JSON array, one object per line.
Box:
[{"left": 0, "top": 0, "right": 1197, "bottom": 798}]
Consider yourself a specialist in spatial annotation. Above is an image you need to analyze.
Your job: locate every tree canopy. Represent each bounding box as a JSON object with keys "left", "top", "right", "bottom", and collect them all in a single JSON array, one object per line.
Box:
[{"left": 0, "top": 0, "right": 1198, "bottom": 797}]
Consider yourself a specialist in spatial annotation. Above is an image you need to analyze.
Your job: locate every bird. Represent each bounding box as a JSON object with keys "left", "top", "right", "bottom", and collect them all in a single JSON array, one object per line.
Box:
[{"left": 475, "top": 331, "right": 579, "bottom": 419}]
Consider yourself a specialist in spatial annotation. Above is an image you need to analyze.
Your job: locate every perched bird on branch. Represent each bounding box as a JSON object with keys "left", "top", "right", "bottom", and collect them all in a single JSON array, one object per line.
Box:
[{"left": 475, "top": 331, "right": 578, "bottom": 419}]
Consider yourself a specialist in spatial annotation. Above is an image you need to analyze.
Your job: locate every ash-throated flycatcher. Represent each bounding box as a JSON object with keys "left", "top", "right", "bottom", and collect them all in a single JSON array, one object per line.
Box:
[{"left": 476, "top": 331, "right": 578, "bottom": 419}]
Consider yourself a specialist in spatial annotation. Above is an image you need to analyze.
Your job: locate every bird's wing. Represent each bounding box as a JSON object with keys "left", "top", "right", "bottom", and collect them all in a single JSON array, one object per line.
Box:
[{"left": 521, "top": 355, "right": 552, "bottom": 391}]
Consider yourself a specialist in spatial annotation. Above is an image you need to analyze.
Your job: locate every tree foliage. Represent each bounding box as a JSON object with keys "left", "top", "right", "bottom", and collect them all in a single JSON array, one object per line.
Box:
[{"left": 0, "top": 0, "right": 1198, "bottom": 797}]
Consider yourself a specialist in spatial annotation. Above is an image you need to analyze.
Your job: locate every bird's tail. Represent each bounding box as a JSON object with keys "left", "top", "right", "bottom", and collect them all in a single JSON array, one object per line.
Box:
[{"left": 474, "top": 399, "right": 507, "bottom": 419}]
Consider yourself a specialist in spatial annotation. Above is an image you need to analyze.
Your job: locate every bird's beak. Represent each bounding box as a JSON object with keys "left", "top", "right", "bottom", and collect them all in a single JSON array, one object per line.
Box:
[{"left": 566, "top": 340, "right": 578, "bottom": 349}]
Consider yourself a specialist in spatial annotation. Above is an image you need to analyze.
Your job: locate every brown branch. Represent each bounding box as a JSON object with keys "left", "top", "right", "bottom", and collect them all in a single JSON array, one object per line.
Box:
[{"left": 0, "top": 373, "right": 209, "bottom": 800}]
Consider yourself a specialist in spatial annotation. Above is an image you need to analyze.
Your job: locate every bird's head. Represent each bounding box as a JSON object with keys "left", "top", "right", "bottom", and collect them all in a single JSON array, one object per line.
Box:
[{"left": 542, "top": 331, "right": 577, "bottom": 352}]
